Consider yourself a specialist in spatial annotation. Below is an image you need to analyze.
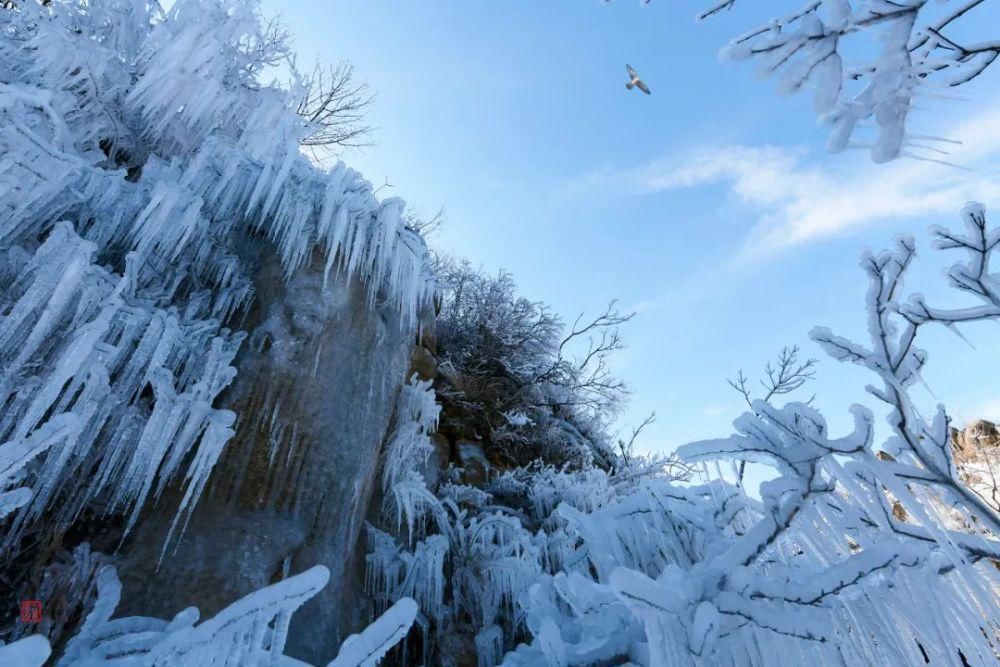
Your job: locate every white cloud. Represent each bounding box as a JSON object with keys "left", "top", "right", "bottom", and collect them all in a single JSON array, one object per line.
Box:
[{"left": 580, "top": 105, "right": 1000, "bottom": 258}]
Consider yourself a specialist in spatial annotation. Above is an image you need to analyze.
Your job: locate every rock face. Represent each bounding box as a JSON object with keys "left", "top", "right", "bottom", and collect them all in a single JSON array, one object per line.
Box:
[
  {"left": 409, "top": 344, "right": 438, "bottom": 382},
  {"left": 118, "top": 239, "right": 427, "bottom": 664},
  {"left": 952, "top": 419, "right": 1000, "bottom": 458},
  {"left": 421, "top": 433, "right": 451, "bottom": 491},
  {"left": 952, "top": 419, "right": 1000, "bottom": 512},
  {"left": 457, "top": 441, "right": 491, "bottom": 486}
]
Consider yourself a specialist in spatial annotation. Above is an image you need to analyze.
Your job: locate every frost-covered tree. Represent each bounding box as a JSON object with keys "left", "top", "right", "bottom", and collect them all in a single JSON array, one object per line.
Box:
[
  {"left": 610, "top": 0, "right": 999, "bottom": 163},
  {"left": 433, "top": 257, "right": 633, "bottom": 468},
  {"left": 811, "top": 201, "right": 1000, "bottom": 536},
  {"left": 727, "top": 345, "right": 818, "bottom": 486}
]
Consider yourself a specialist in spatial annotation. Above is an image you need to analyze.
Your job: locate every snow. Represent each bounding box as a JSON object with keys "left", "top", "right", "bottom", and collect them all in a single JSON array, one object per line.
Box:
[
  {"left": 328, "top": 597, "right": 417, "bottom": 667},
  {"left": 0, "top": 636, "right": 51, "bottom": 667},
  {"left": 688, "top": 601, "right": 720, "bottom": 658}
]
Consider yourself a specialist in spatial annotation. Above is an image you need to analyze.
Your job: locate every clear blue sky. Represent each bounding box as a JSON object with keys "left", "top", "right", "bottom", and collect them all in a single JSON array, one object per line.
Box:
[{"left": 263, "top": 1, "right": 1000, "bottom": 459}]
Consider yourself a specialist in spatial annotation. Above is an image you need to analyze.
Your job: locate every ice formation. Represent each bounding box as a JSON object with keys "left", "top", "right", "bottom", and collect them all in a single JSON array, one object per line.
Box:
[
  {"left": 17, "top": 563, "right": 413, "bottom": 667},
  {"left": 5, "top": 0, "right": 1000, "bottom": 665},
  {"left": 0, "top": 635, "right": 51, "bottom": 666},
  {"left": 0, "top": 0, "right": 433, "bottom": 567},
  {"left": 366, "top": 206, "right": 1000, "bottom": 666},
  {"left": 329, "top": 598, "right": 419, "bottom": 667},
  {"left": 381, "top": 376, "right": 446, "bottom": 542}
]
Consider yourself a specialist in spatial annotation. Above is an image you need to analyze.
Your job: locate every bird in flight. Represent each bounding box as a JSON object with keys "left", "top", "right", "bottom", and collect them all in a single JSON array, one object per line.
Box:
[{"left": 625, "top": 64, "right": 651, "bottom": 95}]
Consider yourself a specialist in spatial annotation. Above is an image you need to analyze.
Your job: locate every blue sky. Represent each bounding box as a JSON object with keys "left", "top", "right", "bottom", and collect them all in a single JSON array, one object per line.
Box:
[{"left": 263, "top": 1, "right": 1000, "bottom": 461}]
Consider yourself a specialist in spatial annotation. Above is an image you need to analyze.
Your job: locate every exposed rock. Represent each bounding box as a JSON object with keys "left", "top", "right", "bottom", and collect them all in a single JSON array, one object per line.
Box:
[
  {"left": 437, "top": 629, "right": 478, "bottom": 667},
  {"left": 951, "top": 419, "right": 1000, "bottom": 512},
  {"left": 117, "top": 239, "right": 423, "bottom": 665},
  {"left": 409, "top": 344, "right": 438, "bottom": 381},
  {"left": 119, "top": 511, "right": 307, "bottom": 619},
  {"left": 457, "top": 440, "right": 491, "bottom": 486},
  {"left": 419, "top": 433, "right": 452, "bottom": 491},
  {"left": 952, "top": 419, "right": 1000, "bottom": 459},
  {"left": 419, "top": 324, "right": 438, "bottom": 356}
]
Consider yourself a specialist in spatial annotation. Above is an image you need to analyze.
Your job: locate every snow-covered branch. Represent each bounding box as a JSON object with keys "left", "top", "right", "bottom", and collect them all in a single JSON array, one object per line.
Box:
[
  {"left": 812, "top": 202, "right": 1000, "bottom": 535},
  {"left": 614, "top": 0, "right": 999, "bottom": 162},
  {"left": 710, "top": 0, "right": 999, "bottom": 162}
]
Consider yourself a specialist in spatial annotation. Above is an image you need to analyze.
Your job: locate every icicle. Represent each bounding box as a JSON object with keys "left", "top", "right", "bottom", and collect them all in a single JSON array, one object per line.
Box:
[{"left": 59, "top": 564, "right": 335, "bottom": 666}]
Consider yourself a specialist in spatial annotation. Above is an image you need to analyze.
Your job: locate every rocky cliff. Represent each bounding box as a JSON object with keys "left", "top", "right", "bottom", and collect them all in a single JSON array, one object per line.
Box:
[
  {"left": 952, "top": 419, "right": 1000, "bottom": 513},
  {"left": 115, "top": 239, "right": 432, "bottom": 664},
  {"left": 0, "top": 4, "right": 435, "bottom": 662}
]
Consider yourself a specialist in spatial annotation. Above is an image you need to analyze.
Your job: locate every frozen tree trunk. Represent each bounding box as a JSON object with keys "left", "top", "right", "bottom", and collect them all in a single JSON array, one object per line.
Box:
[{"left": 115, "top": 235, "right": 426, "bottom": 664}]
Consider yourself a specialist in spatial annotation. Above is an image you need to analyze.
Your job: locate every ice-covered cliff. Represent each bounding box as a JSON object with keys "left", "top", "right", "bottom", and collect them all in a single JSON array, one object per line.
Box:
[
  {"left": 5, "top": 2, "right": 1000, "bottom": 667},
  {"left": 1, "top": 0, "right": 432, "bottom": 662}
]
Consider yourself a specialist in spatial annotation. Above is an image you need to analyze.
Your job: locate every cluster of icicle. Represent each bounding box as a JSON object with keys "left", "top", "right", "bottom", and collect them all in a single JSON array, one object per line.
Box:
[
  {"left": 503, "top": 205, "right": 1000, "bottom": 666},
  {"left": 0, "top": 0, "right": 433, "bottom": 568},
  {"left": 367, "top": 208, "right": 1000, "bottom": 666},
  {"left": 367, "top": 378, "right": 451, "bottom": 637},
  {"left": 0, "top": 562, "right": 418, "bottom": 667},
  {"left": 372, "top": 400, "right": 1000, "bottom": 667},
  {"left": 366, "top": 378, "right": 544, "bottom": 666},
  {"left": 380, "top": 376, "right": 446, "bottom": 542},
  {"left": 503, "top": 430, "right": 1000, "bottom": 666}
]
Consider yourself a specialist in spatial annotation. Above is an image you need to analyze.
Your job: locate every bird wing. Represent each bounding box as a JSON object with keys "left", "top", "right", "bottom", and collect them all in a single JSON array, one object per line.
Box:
[
  {"left": 626, "top": 64, "right": 638, "bottom": 79},
  {"left": 636, "top": 79, "right": 651, "bottom": 95}
]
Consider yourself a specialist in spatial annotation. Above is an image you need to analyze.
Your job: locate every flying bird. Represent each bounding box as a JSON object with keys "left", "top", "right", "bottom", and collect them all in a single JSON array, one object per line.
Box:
[{"left": 625, "top": 64, "right": 651, "bottom": 95}]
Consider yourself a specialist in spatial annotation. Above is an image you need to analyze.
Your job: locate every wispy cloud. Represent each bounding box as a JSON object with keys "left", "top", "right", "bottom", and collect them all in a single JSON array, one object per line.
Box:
[
  {"left": 955, "top": 396, "right": 1000, "bottom": 425},
  {"left": 574, "top": 106, "right": 1000, "bottom": 258}
]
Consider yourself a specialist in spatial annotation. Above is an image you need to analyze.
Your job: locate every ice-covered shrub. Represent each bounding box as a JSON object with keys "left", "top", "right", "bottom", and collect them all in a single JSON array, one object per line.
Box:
[
  {"left": 373, "top": 204, "right": 1000, "bottom": 667},
  {"left": 37, "top": 563, "right": 413, "bottom": 667},
  {"left": 505, "top": 203, "right": 1000, "bottom": 666}
]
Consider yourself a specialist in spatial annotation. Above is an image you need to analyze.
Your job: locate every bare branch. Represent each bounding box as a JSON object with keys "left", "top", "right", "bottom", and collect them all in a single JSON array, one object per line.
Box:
[
  {"left": 295, "top": 60, "right": 375, "bottom": 155},
  {"left": 726, "top": 345, "right": 819, "bottom": 486},
  {"left": 404, "top": 207, "right": 445, "bottom": 239},
  {"left": 617, "top": 411, "right": 656, "bottom": 466}
]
